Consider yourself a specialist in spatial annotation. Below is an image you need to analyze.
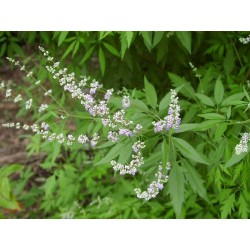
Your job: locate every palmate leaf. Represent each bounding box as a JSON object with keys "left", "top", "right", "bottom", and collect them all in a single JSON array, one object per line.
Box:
[{"left": 168, "top": 164, "right": 185, "bottom": 217}]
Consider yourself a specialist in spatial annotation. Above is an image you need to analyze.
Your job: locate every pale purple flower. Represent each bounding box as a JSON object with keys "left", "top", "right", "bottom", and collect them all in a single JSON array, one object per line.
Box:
[{"left": 122, "top": 95, "right": 130, "bottom": 109}]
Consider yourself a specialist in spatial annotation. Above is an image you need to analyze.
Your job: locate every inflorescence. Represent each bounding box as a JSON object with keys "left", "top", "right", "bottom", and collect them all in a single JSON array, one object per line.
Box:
[
  {"left": 1, "top": 46, "right": 182, "bottom": 201},
  {"left": 134, "top": 162, "right": 171, "bottom": 201},
  {"left": 152, "top": 89, "right": 181, "bottom": 133},
  {"left": 235, "top": 132, "right": 250, "bottom": 155},
  {"left": 239, "top": 35, "right": 250, "bottom": 44}
]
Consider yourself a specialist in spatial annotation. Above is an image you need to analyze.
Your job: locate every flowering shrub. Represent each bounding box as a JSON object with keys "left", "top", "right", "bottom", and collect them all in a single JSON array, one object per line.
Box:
[{"left": 1, "top": 31, "right": 250, "bottom": 219}]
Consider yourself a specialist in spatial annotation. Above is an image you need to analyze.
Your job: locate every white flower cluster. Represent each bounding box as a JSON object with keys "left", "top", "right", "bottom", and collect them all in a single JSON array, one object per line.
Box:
[
  {"left": 38, "top": 104, "right": 48, "bottom": 113},
  {"left": 134, "top": 162, "right": 171, "bottom": 201},
  {"left": 189, "top": 62, "right": 201, "bottom": 78},
  {"left": 2, "top": 121, "right": 100, "bottom": 148},
  {"left": 111, "top": 141, "right": 145, "bottom": 175},
  {"left": 0, "top": 82, "right": 4, "bottom": 89},
  {"left": 14, "top": 94, "right": 22, "bottom": 103},
  {"left": 6, "top": 89, "right": 12, "bottom": 97},
  {"left": 104, "top": 88, "right": 114, "bottom": 100},
  {"left": 239, "top": 35, "right": 250, "bottom": 44},
  {"left": 25, "top": 99, "right": 33, "bottom": 110},
  {"left": 235, "top": 132, "right": 249, "bottom": 155},
  {"left": 44, "top": 89, "right": 52, "bottom": 96},
  {"left": 152, "top": 89, "right": 181, "bottom": 132},
  {"left": 122, "top": 95, "right": 130, "bottom": 109}
]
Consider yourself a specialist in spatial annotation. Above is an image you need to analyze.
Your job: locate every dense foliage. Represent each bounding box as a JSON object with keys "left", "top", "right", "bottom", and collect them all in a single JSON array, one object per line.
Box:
[{"left": 1, "top": 31, "right": 250, "bottom": 218}]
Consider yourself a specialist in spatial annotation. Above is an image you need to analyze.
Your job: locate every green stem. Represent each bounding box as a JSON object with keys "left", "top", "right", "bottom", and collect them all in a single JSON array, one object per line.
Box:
[
  {"left": 227, "top": 119, "right": 250, "bottom": 125},
  {"left": 231, "top": 38, "right": 244, "bottom": 69}
]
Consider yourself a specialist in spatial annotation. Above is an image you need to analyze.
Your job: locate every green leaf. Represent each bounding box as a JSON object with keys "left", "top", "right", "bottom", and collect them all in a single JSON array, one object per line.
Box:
[
  {"left": 44, "top": 175, "right": 57, "bottom": 199},
  {"left": 62, "top": 40, "right": 76, "bottom": 59},
  {"left": 0, "top": 195, "right": 20, "bottom": 210},
  {"left": 103, "top": 42, "right": 120, "bottom": 57},
  {"left": 58, "top": 31, "right": 69, "bottom": 46},
  {"left": 243, "top": 86, "right": 250, "bottom": 102},
  {"left": 214, "top": 168, "right": 223, "bottom": 191},
  {"left": 118, "top": 142, "right": 133, "bottom": 164},
  {"left": 140, "top": 32, "right": 153, "bottom": 51},
  {"left": 153, "top": 32, "right": 165, "bottom": 47},
  {"left": 195, "top": 93, "right": 214, "bottom": 107},
  {"left": 159, "top": 92, "right": 171, "bottom": 113},
  {"left": 80, "top": 46, "right": 95, "bottom": 64},
  {"left": 125, "top": 32, "right": 134, "bottom": 48},
  {"left": 214, "top": 123, "right": 227, "bottom": 141},
  {"left": 182, "top": 160, "right": 208, "bottom": 201},
  {"left": 197, "top": 113, "right": 226, "bottom": 120},
  {"left": 176, "top": 31, "right": 192, "bottom": 54},
  {"left": 223, "top": 46, "right": 235, "bottom": 77},
  {"left": 221, "top": 193, "right": 235, "bottom": 218},
  {"left": 0, "top": 177, "right": 21, "bottom": 210},
  {"left": 99, "top": 47, "right": 105, "bottom": 75},
  {"left": 11, "top": 42, "right": 24, "bottom": 57},
  {"left": 225, "top": 151, "right": 248, "bottom": 168},
  {"left": 221, "top": 93, "right": 245, "bottom": 106},
  {"left": 168, "top": 72, "right": 195, "bottom": 99},
  {"left": 95, "top": 142, "right": 126, "bottom": 166},
  {"left": 173, "top": 137, "right": 211, "bottom": 165},
  {"left": 0, "top": 177, "right": 11, "bottom": 199},
  {"left": 96, "top": 140, "right": 117, "bottom": 149},
  {"left": 144, "top": 151, "right": 162, "bottom": 168},
  {"left": 120, "top": 33, "right": 128, "bottom": 59},
  {"left": 0, "top": 43, "right": 6, "bottom": 57},
  {"left": 40, "top": 31, "right": 50, "bottom": 43},
  {"left": 144, "top": 76, "right": 157, "bottom": 109},
  {"left": 72, "top": 40, "right": 80, "bottom": 57},
  {"left": 214, "top": 76, "right": 224, "bottom": 105},
  {"left": 131, "top": 99, "right": 149, "bottom": 112},
  {"left": 176, "top": 123, "right": 199, "bottom": 133},
  {"left": 168, "top": 164, "right": 185, "bottom": 217},
  {"left": 99, "top": 31, "right": 112, "bottom": 40},
  {"left": 0, "top": 164, "right": 23, "bottom": 179},
  {"left": 238, "top": 193, "right": 249, "bottom": 219},
  {"left": 194, "top": 120, "right": 224, "bottom": 131}
]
